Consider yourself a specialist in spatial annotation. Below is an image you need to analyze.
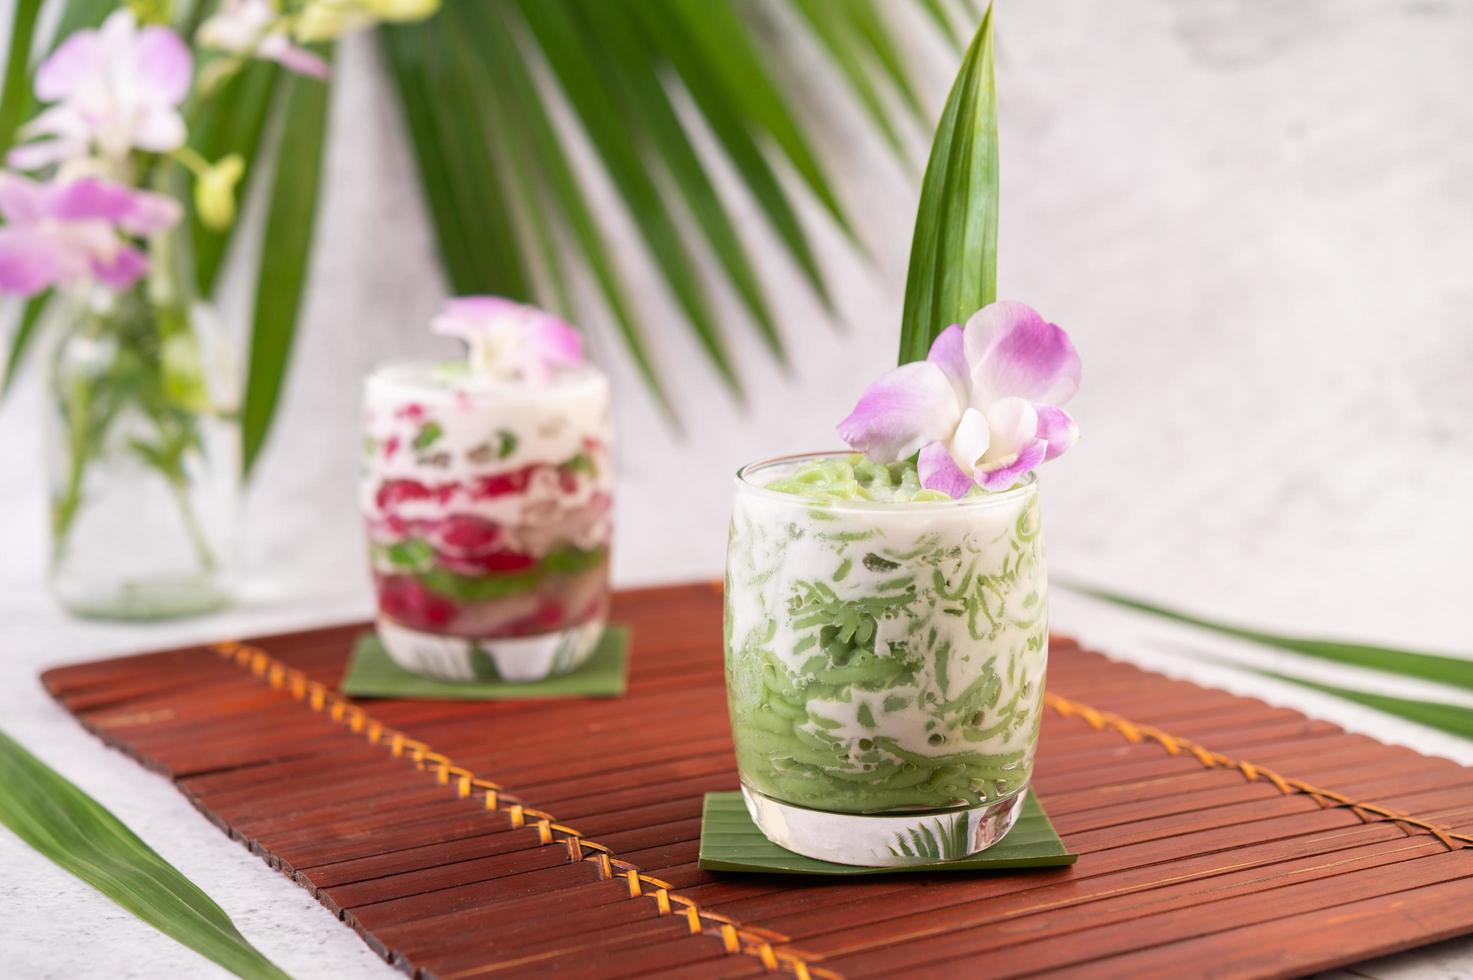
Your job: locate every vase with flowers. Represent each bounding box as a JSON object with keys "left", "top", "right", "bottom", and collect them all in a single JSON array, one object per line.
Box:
[{"left": 0, "top": 1, "right": 437, "bottom": 618}]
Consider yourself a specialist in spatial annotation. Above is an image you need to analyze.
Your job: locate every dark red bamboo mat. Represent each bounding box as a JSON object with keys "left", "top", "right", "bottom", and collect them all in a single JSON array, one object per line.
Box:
[{"left": 41, "top": 583, "right": 1473, "bottom": 980}]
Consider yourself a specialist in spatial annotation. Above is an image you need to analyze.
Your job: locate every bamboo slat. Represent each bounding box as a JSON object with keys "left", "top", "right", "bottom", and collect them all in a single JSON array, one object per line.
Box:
[{"left": 41, "top": 583, "right": 1473, "bottom": 980}]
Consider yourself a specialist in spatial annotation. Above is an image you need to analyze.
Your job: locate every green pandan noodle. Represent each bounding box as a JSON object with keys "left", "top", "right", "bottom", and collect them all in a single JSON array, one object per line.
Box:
[{"left": 725, "top": 455, "right": 1047, "bottom": 814}]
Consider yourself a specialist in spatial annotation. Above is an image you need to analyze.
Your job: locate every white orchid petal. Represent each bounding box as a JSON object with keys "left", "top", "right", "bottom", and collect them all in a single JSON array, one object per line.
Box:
[
  {"left": 130, "top": 110, "right": 187, "bottom": 153},
  {"left": 980, "top": 397, "right": 1039, "bottom": 465},
  {"left": 947, "top": 407, "right": 991, "bottom": 471}
]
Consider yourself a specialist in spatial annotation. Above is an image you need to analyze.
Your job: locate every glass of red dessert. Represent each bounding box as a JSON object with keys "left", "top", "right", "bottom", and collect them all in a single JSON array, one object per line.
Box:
[{"left": 361, "top": 298, "right": 613, "bottom": 681}]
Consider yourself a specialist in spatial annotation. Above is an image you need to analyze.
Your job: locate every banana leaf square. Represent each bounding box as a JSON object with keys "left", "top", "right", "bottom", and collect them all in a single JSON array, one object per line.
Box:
[
  {"left": 698, "top": 791, "right": 1076, "bottom": 875},
  {"left": 340, "top": 628, "right": 628, "bottom": 700}
]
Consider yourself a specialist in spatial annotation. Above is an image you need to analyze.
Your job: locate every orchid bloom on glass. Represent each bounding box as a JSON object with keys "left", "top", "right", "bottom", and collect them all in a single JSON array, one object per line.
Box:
[
  {"left": 0, "top": 173, "right": 182, "bottom": 296},
  {"left": 197, "top": 0, "right": 330, "bottom": 79},
  {"left": 432, "top": 297, "right": 583, "bottom": 384},
  {"left": 8, "top": 10, "right": 192, "bottom": 172},
  {"left": 838, "top": 301, "right": 1081, "bottom": 496}
]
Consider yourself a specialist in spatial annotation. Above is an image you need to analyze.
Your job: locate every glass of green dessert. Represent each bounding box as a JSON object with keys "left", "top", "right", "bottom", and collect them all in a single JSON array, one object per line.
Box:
[{"left": 724, "top": 301, "right": 1080, "bottom": 865}]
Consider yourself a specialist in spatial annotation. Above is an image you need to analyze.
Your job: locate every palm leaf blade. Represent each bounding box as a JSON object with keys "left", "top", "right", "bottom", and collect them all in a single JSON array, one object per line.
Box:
[
  {"left": 665, "top": 0, "right": 857, "bottom": 246},
  {"left": 916, "top": 0, "right": 963, "bottom": 50},
  {"left": 845, "top": 0, "right": 928, "bottom": 122},
  {"left": 628, "top": 0, "right": 836, "bottom": 312},
  {"left": 1067, "top": 583, "right": 1473, "bottom": 693},
  {"left": 385, "top": 12, "right": 532, "bottom": 297},
  {"left": 575, "top": 1, "right": 786, "bottom": 362},
  {"left": 241, "top": 58, "right": 333, "bottom": 476},
  {"left": 792, "top": 0, "right": 910, "bottom": 159},
  {"left": 0, "top": 729, "right": 288, "bottom": 979},
  {"left": 0, "top": 0, "right": 43, "bottom": 158},
  {"left": 515, "top": 0, "right": 739, "bottom": 393},
  {"left": 1249, "top": 670, "right": 1473, "bottom": 740},
  {"left": 466, "top": 8, "right": 672, "bottom": 415},
  {"left": 898, "top": 4, "right": 997, "bottom": 364}
]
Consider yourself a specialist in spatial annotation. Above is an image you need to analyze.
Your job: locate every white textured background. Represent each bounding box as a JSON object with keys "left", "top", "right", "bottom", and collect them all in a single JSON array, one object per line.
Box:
[{"left": 2, "top": 1, "right": 1471, "bottom": 977}]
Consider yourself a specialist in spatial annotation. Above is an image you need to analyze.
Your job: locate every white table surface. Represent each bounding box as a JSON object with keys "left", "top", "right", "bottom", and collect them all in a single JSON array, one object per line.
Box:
[{"left": 2, "top": 582, "right": 1469, "bottom": 979}]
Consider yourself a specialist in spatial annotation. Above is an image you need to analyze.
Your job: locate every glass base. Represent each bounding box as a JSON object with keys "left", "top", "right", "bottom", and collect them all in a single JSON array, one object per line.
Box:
[
  {"left": 377, "top": 616, "right": 604, "bottom": 682},
  {"left": 52, "top": 572, "right": 231, "bottom": 622},
  {"left": 740, "top": 784, "right": 1029, "bottom": 867}
]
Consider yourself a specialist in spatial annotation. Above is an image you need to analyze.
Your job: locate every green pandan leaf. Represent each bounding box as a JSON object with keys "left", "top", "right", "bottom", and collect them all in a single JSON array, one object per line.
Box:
[
  {"left": 1063, "top": 582, "right": 1473, "bottom": 694},
  {"left": 0, "top": 730, "right": 289, "bottom": 979},
  {"left": 412, "top": 420, "right": 443, "bottom": 451},
  {"left": 496, "top": 430, "right": 517, "bottom": 459},
  {"left": 897, "top": 3, "right": 997, "bottom": 364}
]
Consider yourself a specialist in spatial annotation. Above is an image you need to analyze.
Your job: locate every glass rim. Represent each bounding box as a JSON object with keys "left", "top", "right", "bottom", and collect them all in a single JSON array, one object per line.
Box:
[
  {"left": 734, "top": 450, "right": 1038, "bottom": 512},
  {"left": 364, "top": 359, "right": 609, "bottom": 404}
]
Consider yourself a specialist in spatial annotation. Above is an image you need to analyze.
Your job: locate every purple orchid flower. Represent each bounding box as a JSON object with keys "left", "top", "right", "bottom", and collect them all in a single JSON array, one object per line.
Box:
[
  {"left": 197, "top": 0, "right": 330, "bottom": 80},
  {"left": 431, "top": 296, "right": 583, "bottom": 383},
  {"left": 8, "top": 10, "right": 193, "bottom": 171},
  {"left": 0, "top": 173, "right": 182, "bottom": 296},
  {"left": 838, "top": 301, "right": 1081, "bottom": 496}
]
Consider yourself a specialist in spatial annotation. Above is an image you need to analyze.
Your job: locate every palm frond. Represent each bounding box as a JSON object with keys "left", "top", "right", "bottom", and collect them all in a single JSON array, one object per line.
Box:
[
  {"left": 381, "top": 0, "right": 938, "bottom": 408},
  {"left": 514, "top": 0, "right": 741, "bottom": 394}
]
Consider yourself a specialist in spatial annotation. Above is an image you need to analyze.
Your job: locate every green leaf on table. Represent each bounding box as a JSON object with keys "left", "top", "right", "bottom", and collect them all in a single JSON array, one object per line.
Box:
[
  {"left": 897, "top": 3, "right": 997, "bottom": 364},
  {"left": 0, "top": 729, "right": 289, "bottom": 979},
  {"left": 241, "top": 54, "right": 332, "bottom": 477},
  {"left": 1237, "top": 669, "right": 1473, "bottom": 741},
  {"left": 1065, "top": 582, "right": 1473, "bottom": 694}
]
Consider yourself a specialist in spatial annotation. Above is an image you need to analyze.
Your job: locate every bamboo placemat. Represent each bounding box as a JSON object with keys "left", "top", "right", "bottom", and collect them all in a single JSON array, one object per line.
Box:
[{"left": 41, "top": 584, "right": 1473, "bottom": 979}]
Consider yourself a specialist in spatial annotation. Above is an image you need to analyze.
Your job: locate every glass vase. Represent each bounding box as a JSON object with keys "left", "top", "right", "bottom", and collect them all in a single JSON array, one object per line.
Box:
[{"left": 44, "top": 288, "right": 240, "bottom": 619}]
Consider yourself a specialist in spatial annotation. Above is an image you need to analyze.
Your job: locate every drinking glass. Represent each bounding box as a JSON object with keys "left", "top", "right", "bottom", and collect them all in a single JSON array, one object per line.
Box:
[
  {"left": 724, "top": 452, "right": 1047, "bottom": 865},
  {"left": 362, "top": 362, "right": 613, "bottom": 681}
]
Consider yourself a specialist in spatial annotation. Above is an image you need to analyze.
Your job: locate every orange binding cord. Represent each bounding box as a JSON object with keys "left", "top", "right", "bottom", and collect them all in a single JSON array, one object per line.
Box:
[
  {"left": 214, "top": 642, "right": 835, "bottom": 978},
  {"left": 1043, "top": 691, "right": 1473, "bottom": 851}
]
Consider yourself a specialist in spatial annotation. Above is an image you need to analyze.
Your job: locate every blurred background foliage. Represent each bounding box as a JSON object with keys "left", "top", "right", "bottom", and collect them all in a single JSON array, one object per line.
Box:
[{"left": 2, "top": 0, "right": 985, "bottom": 472}]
